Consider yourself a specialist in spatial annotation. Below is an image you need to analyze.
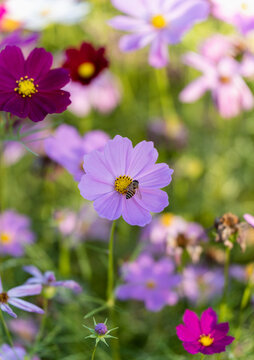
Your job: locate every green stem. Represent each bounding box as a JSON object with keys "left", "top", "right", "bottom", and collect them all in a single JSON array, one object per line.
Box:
[
  {"left": 107, "top": 220, "right": 116, "bottom": 307},
  {"left": 200, "top": 355, "right": 205, "bottom": 360},
  {"left": 59, "top": 239, "right": 70, "bottom": 276},
  {"left": 91, "top": 345, "right": 97, "bottom": 360},
  {"left": 0, "top": 309, "right": 14, "bottom": 347},
  {"left": 30, "top": 297, "right": 48, "bottom": 355}
]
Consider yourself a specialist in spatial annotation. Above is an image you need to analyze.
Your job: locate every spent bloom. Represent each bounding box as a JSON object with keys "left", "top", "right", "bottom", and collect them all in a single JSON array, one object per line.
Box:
[
  {"left": 66, "top": 71, "right": 121, "bottom": 117},
  {"left": 116, "top": 254, "right": 180, "bottom": 311},
  {"left": 0, "top": 210, "right": 35, "bottom": 257},
  {"left": 45, "top": 125, "right": 109, "bottom": 181},
  {"left": 63, "top": 42, "right": 109, "bottom": 85},
  {"left": 211, "top": 0, "right": 254, "bottom": 35},
  {"left": 24, "top": 266, "right": 82, "bottom": 297},
  {"left": 78, "top": 135, "right": 173, "bottom": 227},
  {"left": 4, "top": 0, "right": 89, "bottom": 31},
  {"left": 0, "top": 46, "right": 71, "bottom": 122},
  {"left": 244, "top": 213, "right": 254, "bottom": 227},
  {"left": 109, "top": 0, "right": 209, "bottom": 67},
  {"left": 0, "top": 276, "right": 43, "bottom": 318},
  {"left": 176, "top": 308, "right": 235, "bottom": 354}
]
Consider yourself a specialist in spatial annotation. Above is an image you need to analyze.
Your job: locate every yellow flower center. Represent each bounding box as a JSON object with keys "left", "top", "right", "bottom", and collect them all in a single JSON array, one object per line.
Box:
[
  {"left": 151, "top": 14, "right": 167, "bottom": 29},
  {"left": 160, "top": 213, "right": 174, "bottom": 227},
  {"left": 219, "top": 76, "right": 231, "bottom": 84},
  {"left": 78, "top": 62, "right": 96, "bottom": 78},
  {"left": 1, "top": 18, "right": 21, "bottom": 32},
  {"left": 0, "top": 292, "right": 9, "bottom": 303},
  {"left": 146, "top": 280, "right": 156, "bottom": 289},
  {"left": 0, "top": 232, "right": 12, "bottom": 244},
  {"left": 114, "top": 175, "right": 133, "bottom": 195},
  {"left": 14, "top": 76, "right": 38, "bottom": 98},
  {"left": 199, "top": 334, "right": 214, "bottom": 347},
  {"left": 241, "top": 2, "right": 248, "bottom": 10}
]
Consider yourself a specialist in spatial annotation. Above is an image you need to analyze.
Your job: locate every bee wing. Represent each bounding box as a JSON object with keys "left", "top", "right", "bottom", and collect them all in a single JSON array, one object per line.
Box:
[{"left": 136, "top": 187, "right": 142, "bottom": 200}]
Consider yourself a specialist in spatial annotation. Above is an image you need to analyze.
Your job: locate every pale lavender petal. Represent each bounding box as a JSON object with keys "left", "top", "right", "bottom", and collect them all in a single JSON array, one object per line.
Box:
[
  {"left": 122, "top": 198, "right": 152, "bottom": 226},
  {"left": 111, "top": 0, "right": 146, "bottom": 17},
  {"left": 82, "top": 150, "right": 114, "bottom": 183},
  {"left": 93, "top": 191, "right": 123, "bottom": 221},
  {"left": 182, "top": 52, "right": 214, "bottom": 73},
  {"left": 23, "top": 266, "right": 43, "bottom": 280},
  {"left": 0, "top": 304, "right": 17, "bottom": 318},
  {"left": 78, "top": 174, "right": 114, "bottom": 201},
  {"left": 149, "top": 38, "right": 169, "bottom": 68},
  {"left": 136, "top": 189, "right": 169, "bottom": 213},
  {"left": 138, "top": 163, "right": 173, "bottom": 189},
  {"left": 109, "top": 16, "right": 149, "bottom": 32},
  {"left": 244, "top": 214, "right": 254, "bottom": 227},
  {"left": 119, "top": 33, "right": 155, "bottom": 52},
  {"left": 8, "top": 298, "right": 44, "bottom": 314},
  {"left": 180, "top": 77, "right": 209, "bottom": 102},
  {"left": 8, "top": 284, "right": 42, "bottom": 298},
  {"left": 53, "top": 280, "right": 82, "bottom": 293}
]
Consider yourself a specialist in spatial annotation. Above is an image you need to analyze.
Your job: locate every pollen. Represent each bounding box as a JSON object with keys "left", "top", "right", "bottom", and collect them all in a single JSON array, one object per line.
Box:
[
  {"left": 14, "top": 76, "right": 38, "bottom": 98},
  {"left": 78, "top": 62, "right": 96, "bottom": 78},
  {"left": 114, "top": 175, "right": 133, "bottom": 195},
  {"left": 199, "top": 334, "right": 214, "bottom": 347},
  {"left": 146, "top": 280, "right": 156, "bottom": 289},
  {"left": 0, "top": 232, "right": 12, "bottom": 244},
  {"left": 151, "top": 14, "right": 167, "bottom": 29},
  {"left": 0, "top": 292, "right": 9, "bottom": 304}
]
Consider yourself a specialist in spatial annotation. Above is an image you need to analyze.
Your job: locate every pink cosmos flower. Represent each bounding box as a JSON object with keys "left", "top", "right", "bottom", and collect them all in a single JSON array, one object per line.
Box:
[
  {"left": 0, "top": 277, "right": 43, "bottom": 318},
  {"left": 244, "top": 213, "right": 254, "bottom": 227},
  {"left": 211, "top": 0, "right": 254, "bottom": 35},
  {"left": 109, "top": 0, "right": 209, "bottom": 68},
  {"left": 176, "top": 308, "right": 235, "bottom": 354},
  {"left": 78, "top": 135, "right": 173, "bottom": 227},
  {"left": 180, "top": 52, "right": 254, "bottom": 118},
  {"left": 45, "top": 125, "right": 109, "bottom": 181}
]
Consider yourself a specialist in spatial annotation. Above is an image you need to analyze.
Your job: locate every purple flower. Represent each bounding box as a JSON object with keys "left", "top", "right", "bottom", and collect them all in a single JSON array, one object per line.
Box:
[
  {"left": 78, "top": 135, "right": 173, "bottom": 227},
  {"left": 0, "top": 344, "right": 39, "bottom": 360},
  {"left": 0, "top": 277, "right": 43, "bottom": 318},
  {"left": 95, "top": 323, "right": 108, "bottom": 335},
  {"left": 45, "top": 125, "right": 109, "bottom": 181},
  {"left": 24, "top": 266, "right": 82, "bottom": 294},
  {"left": 9, "top": 318, "right": 38, "bottom": 342},
  {"left": 211, "top": 0, "right": 254, "bottom": 35},
  {"left": 0, "top": 210, "right": 35, "bottom": 257},
  {"left": 0, "top": 46, "right": 71, "bottom": 122},
  {"left": 0, "top": 30, "right": 39, "bottom": 49},
  {"left": 244, "top": 213, "right": 254, "bottom": 227},
  {"left": 180, "top": 51, "right": 254, "bottom": 118},
  {"left": 176, "top": 308, "right": 235, "bottom": 354},
  {"left": 109, "top": 0, "right": 209, "bottom": 67},
  {"left": 116, "top": 254, "right": 180, "bottom": 311}
]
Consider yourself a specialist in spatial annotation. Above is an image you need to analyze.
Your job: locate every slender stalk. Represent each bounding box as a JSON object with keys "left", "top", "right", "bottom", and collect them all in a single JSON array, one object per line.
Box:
[
  {"left": 107, "top": 220, "right": 116, "bottom": 307},
  {"left": 91, "top": 345, "right": 97, "bottom": 360},
  {"left": 154, "top": 68, "right": 171, "bottom": 119},
  {"left": 59, "top": 238, "right": 71, "bottom": 276},
  {"left": 0, "top": 309, "right": 14, "bottom": 347},
  {"left": 31, "top": 297, "right": 48, "bottom": 354}
]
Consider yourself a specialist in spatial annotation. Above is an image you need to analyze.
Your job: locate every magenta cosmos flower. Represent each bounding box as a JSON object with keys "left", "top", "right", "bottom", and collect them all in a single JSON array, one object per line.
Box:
[
  {"left": 78, "top": 135, "right": 173, "bottom": 226},
  {"left": 45, "top": 125, "right": 109, "bottom": 181},
  {"left": 176, "top": 308, "right": 234, "bottom": 354},
  {"left": 180, "top": 52, "right": 254, "bottom": 118},
  {"left": 0, "top": 277, "right": 43, "bottom": 318},
  {"left": 244, "top": 213, "right": 254, "bottom": 227},
  {"left": 0, "top": 210, "right": 35, "bottom": 257},
  {"left": 109, "top": 0, "right": 209, "bottom": 67},
  {"left": 0, "top": 46, "right": 71, "bottom": 122},
  {"left": 116, "top": 254, "right": 180, "bottom": 311}
]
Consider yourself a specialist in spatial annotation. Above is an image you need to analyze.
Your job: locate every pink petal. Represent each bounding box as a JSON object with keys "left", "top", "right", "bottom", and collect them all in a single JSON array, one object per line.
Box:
[
  {"left": 138, "top": 163, "right": 173, "bottom": 189},
  {"left": 212, "top": 323, "right": 229, "bottom": 340},
  {"left": 93, "top": 191, "right": 123, "bottom": 221},
  {"left": 180, "top": 77, "right": 209, "bottom": 103},
  {"left": 119, "top": 33, "right": 155, "bottom": 52},
  {"left": 122, "top": 198, "right": 152, "bottom": 226},
  {"left": 182, "top": 341, "right": 201, "bottom": 354},
  {"left": 176, "top": 324, "right": 200, "bottom": 342},
  {"left": 25, "top": 48, "right": 53, "bottom": 81},
  {"left": 182, "top": 52, "right": 214, "bottom": 73},
  {"left": 136, "top": 189, "right": 169, "bottom": 213},
  {"left": 111, "top": 0, "right": 146, "bottom": 17},
  {"left": 109, "top": 16, "right": 149, "bottom": 32},
  {"left": 183, "top": 309, "right": 201, "bottom": 337},
  {"left": 149, "top": 38, "right": 169, "bottom": 68},
  {"left": 78, "top": 174, "right": 114, "bottom": 201},
  {"left": 200, "top": 308, "right": 217, "bottom": 334},
  {"left": 83, "top": 149, "right": 114, "bottom": 183}
]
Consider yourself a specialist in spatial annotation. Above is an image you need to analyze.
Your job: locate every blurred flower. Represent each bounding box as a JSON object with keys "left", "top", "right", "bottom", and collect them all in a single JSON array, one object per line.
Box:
[
  {"left": 109, "top": 0, "right": 209, "bottom": 68},
  {"left": 84, "top": 318, "right": 118, "bottom": 346},
  {"left": 0, "top": 46, "right": 71, "bottom": 122},
  {"left": 176, "top": 308, "right": 234, "bottom": 354},
  {"left": 66, "top": 71, "right": 122, "bottom": 117},
  {"left": 214, "top": 213, "right": 248, "bottom": 251},
  {"left": 147, "top": 117, "right": 188, "bottom": 151},
  {"left": 0, "top": 210, "right": 35, "bottom": 257},
  {"left": 244, "top": 213, "right": 254, "bottom": 227},
  {"left": 9, "top": 318, "right": 38, "bottom": 342},
  {"left": 116, "top": 254, "right": 180, "bottom": 311},
  {"left": 211, "top": 0, "right": 254, "bottom": 35},
  {"left": 0, "top": 344, "right": 39, "bottom": 360},
  {"left": 0, "top": 277, "right": 43, "bottom": 318},
  {"left": 53, "top": 209, "right": 77, "bottom": 236},
  {"left": 63, "top": 42, "right": 109, "bottom": 86},
  {"left": 180, "top": 51, "right": 254, "bottom": 118},
  {"left": 0, "top": 30, "right": 39, "bottom": 49},
  {"left": 24, "top": 266, "right": 82, "bottom": 298},
  {"left": 78, "top": 135, "right": 173, "bottom": 227},
  {"left": 45, "top": 125, "right": 109, "bottom": 181},
  {"left": 142, "top": 214, "right": 207, "bottom": 264},
  {"left": 4, "top": 0, "right": 89, "bottom": 31},
  {"left": 180, "top": 265, "right": 224, "bottom": 304}
]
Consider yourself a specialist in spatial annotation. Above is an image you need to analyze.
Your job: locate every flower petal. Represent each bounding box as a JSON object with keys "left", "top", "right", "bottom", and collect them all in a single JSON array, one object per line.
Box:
[
  {"left": 111, "top": 0, "right": 146, "bottom": 17},
  {"left": 93, "top": 191, "right": 123, "bottom": 221},
  {"left": 8, "top": 298, "right": 44, "bottom": 314},
  {"left": 212, "top": 323, "right": 229, "bottom": 341},
  {"left": 38, "top": 68, "right": 70, "bottom": 90},
  {"left": 179, "top": 77, "right": 209, "bottom": 103},
  {"left": 78, "top": 174, "right": 114, "bottom": 201},
  {"left": 183, "top": 309, "right": 201, "bottom": 337},
  {"left": 23, "top": 266, "right": 43, "bottom": 280},
  {"left": 122, "top": 197, "right": 152, "bottom": 226},
  {"left": 138, "top": 163, "right": 173, "bottom": 189},
  {"left": 83, "top": 149, "right": 114, "bottom": 182},
  {"left": 182, "top": 341, "right": 201, "bottom": 354},
  {"left": 176, "top": 324, "right": 200, "bottom": 342},
  {"left": 200, "top": 308, "right": 217, "bottom": 334},
  {"left": 2, "top": 95, "right": 30, "bottom": 119},
  {"left": 8, "top": 284, "right": 42, "bottom": 298},
  {"left": 136, "top": 189, "right": 169, "bottom": 213},
  {"left": 109, "top": 16, "right": 148, "bottom": 32},
  {"left": 0, "top": 304, "right": 17, "bottom": 318},
  {"left": 53, "top": 281, "right": 82, "bottom": 293},
  {"left": 119, "top": 33, "right": 155, "bottom": 52},
  {"left": 149, "top": 38, "right": 169, "bottom": 68},
  {"left": 0, "top": 46, "right": 25, "bottom": 79},
  {"left": 25, "top": 48, "right": 53, "bottom": 81}
]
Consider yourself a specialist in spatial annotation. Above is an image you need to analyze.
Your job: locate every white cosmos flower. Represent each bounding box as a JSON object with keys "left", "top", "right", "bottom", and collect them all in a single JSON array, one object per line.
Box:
[{"left": 5, "top": 0, "right": 90, "bottom": 31}]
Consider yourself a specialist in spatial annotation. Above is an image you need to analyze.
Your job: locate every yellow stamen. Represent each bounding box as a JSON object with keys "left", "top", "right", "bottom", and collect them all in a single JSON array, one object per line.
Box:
[
  {"left": 0, "top": 232, "right": 12, "bottom": 244},
  {"left": 199, "top": 334, "right": 214, "bottom": 347},
  {"left": 219, "top": 76, "right": 231, "bottom": 84},
  {"left": 77, "top": 62, "right": 96, "bottom": 78},
  {"left": 14, "top": 77, "right": 38, "bottom": 98},
  {"left": 146, "top": 280, "right": 156, "bottom": 289},
  {"left": 151, "top": 14, "right": 167, "bottom": 29},
  {"left": 160, "top": 213, "right": 174, "bottom": 227},
  {"left": 114, "top": 175, "right": 132, "bottom": 195},
  {"left": 1, "top": 18, "right": 21, "bottom": 32}
]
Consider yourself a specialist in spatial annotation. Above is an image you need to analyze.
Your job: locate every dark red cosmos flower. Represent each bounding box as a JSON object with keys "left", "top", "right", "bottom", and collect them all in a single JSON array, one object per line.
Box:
[
  {"left": 0, "top": 46, "right": 71, "bottom": 122},
  {"left": 62, "top": 42, "right": 109, "bottom": 85}
]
